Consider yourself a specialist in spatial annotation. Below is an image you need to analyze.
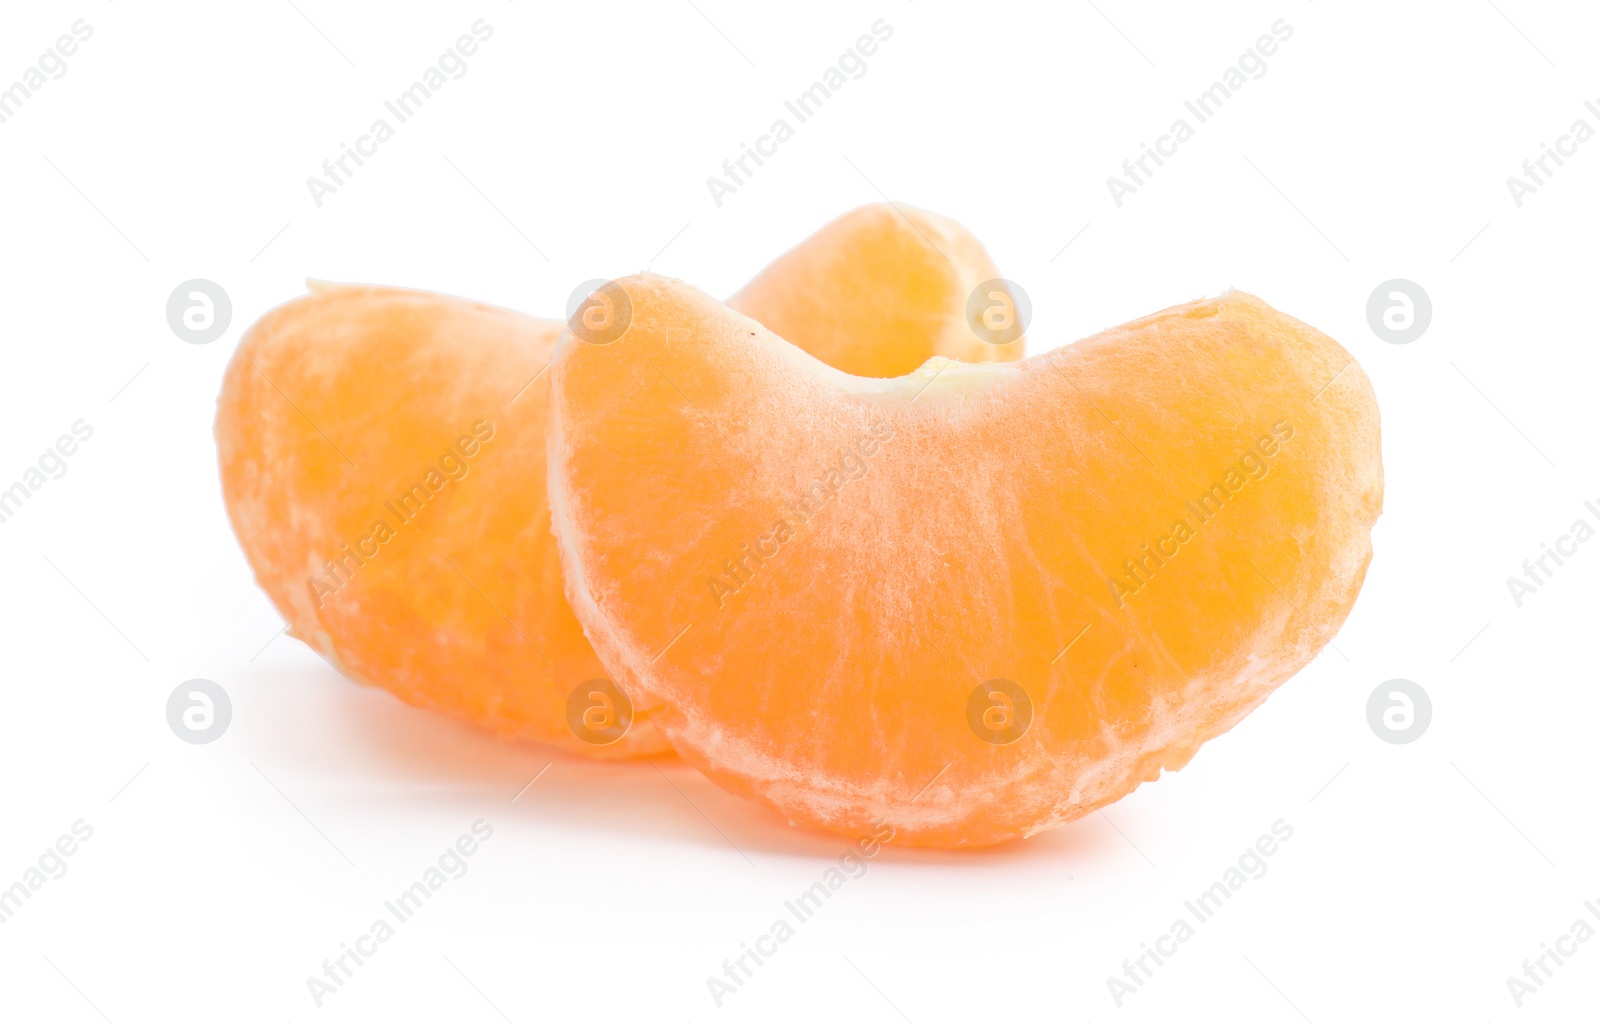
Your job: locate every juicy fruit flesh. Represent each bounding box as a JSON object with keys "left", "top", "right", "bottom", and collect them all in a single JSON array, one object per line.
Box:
[
  {"left": 549, "top": 276, "right": 1383, "bottom": 846},
  {"left": 214, "top": 286, "right": 656, "bottom": 754},
  {"left": 215, "top": 203, "right": 1018, "bottom": 757},
  {"left": 728, "top": 203, "right": 1023, "bottom": 377}
]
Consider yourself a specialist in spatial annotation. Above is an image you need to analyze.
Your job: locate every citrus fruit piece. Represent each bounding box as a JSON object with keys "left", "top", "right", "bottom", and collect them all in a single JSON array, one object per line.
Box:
[
  {"left": 216, "top": 204, "right": 1018, "bottom": 758},
  {"left": 728, "top": 202, "right": 1024, "bottom": 377},
  {"left": 548, "top": 277, "right": 1383, "bottom": 842}
]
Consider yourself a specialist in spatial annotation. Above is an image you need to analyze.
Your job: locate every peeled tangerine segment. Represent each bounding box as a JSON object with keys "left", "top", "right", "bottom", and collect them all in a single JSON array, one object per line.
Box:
[
  {"left": 215, "top": 203, "right": 1017, "bottom": 758},
  {"left": 727, "top": 202, "right": 1023, "bottom": 377},
  {"left": 549, "top": 277, "right": 1383, "bottom": 845}
]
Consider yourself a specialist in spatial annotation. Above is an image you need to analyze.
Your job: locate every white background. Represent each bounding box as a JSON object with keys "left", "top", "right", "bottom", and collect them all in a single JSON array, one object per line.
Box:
[{"left": 1, "top": 1, "right": 1597, "bottom": 1020}]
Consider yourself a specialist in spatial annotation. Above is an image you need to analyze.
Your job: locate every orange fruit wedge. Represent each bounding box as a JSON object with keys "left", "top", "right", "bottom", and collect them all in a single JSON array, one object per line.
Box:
[
  {"left": 728, "top": 202, "right": 1023, "bottom": 376},
  {"left": 548, "top": 277, "right": 1383, "bottom": 844},
  {"left": 216, "top": 204, "right": 1019, "bottom": 758}
]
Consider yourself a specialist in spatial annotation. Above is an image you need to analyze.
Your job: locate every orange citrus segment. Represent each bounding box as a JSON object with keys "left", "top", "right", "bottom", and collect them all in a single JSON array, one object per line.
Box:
[
  {"left": 728, "top": 203, "right": 1023, "bottom": 377},
  {"left": 548, "top": 276, "right": 1383, "bottom": 843},
  {"left": 214, "top": 285, "right": 639, "bottom": 751},
  {"left": 216, "top": 204, "right": 1020, "bottom": 757}
]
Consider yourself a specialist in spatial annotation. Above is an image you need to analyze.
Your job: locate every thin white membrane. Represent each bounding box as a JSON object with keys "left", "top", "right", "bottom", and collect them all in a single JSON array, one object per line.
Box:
[{"left": 544, "top": 331, "right": 651, "bottom": 706}]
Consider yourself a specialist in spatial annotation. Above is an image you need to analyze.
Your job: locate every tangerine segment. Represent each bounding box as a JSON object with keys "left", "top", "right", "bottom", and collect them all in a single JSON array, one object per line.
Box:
[
  {"left": 214, "top": 285, "right": 657, "bottom": 754},
  {"left": 216, "top": 204, "right": 1021, "bottom": 758},
  {"left": 548, "top": 277, "right": 1383, "bottom": 844},
  {"left": 727, "top": 203, "right": 1024, "bottom": 377}
]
